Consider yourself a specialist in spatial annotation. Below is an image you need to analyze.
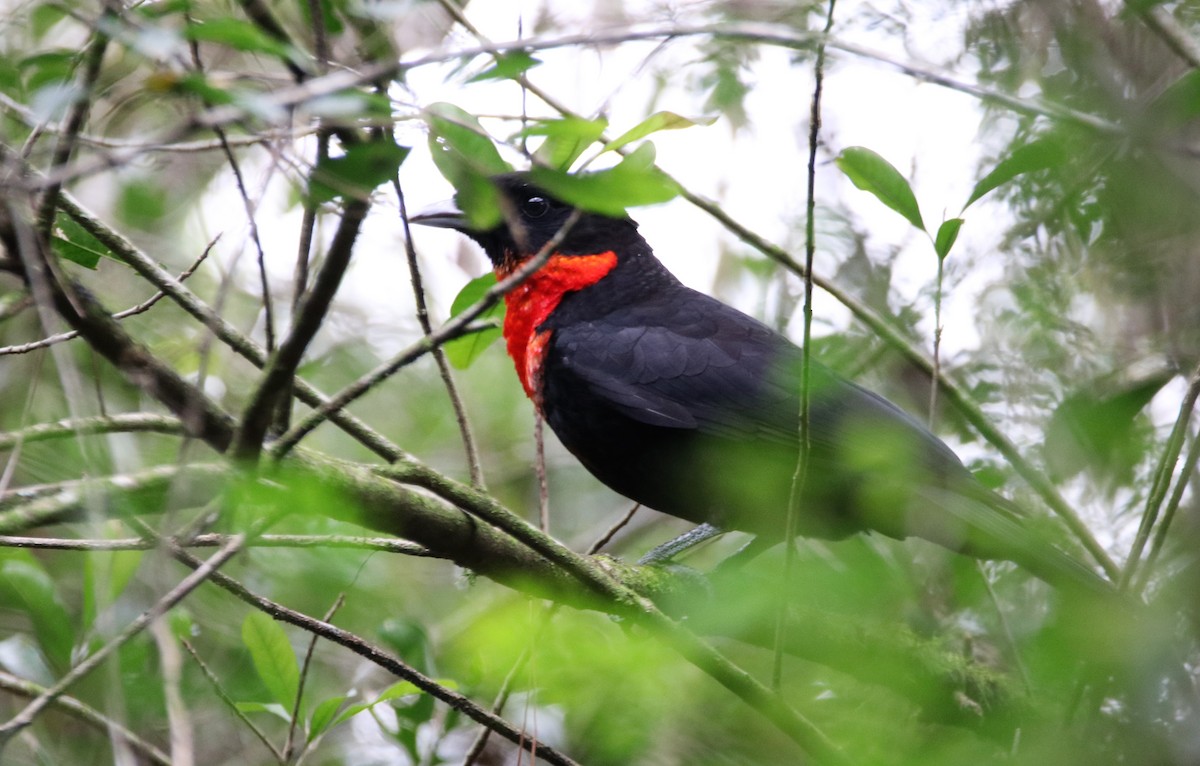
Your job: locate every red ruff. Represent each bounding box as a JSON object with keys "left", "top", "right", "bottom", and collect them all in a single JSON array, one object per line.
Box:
[{"left": 499, "top": 252, "right": 618, "bottom": 408}]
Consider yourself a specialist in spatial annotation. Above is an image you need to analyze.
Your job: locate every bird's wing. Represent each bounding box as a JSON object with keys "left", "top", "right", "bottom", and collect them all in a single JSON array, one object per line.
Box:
[{"left": 550, "top": 289, "right": 962, "bottom": 469}]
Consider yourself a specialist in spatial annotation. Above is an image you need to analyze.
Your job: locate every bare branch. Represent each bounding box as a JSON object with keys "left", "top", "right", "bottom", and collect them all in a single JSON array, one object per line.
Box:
[{"left": 234, "top": 197, "right": 370, "bottom": 460}]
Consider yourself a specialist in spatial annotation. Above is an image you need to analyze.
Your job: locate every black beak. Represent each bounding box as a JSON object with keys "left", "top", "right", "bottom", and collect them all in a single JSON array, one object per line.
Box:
[{"left": 409, "top": 199, "right": 469, "bottom": 231}]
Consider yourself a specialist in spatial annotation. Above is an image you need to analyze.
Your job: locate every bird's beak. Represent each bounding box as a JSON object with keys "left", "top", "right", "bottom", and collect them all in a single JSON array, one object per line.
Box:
[{"left": 408, "top": 199, "right": 468, "bottom": 231}]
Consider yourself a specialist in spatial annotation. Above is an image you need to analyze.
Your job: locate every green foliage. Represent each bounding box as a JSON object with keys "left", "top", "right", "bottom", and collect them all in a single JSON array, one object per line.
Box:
[
  {"left": 425, "top": 102, "right": 513, "bottom": 229},
  {"left": 467, "top": 50, "right": 542, "bottom": 82},
  {"left": 528, "top": 143, "right": 680, "bottom": 216},
  {"left": 522, "top": 115, "right": 610, "bottom": 170},
  {"left": 308, "top": 139, "right": 411, "bottom": 204},
  {"left": 241, "top": 612, "right": 301, "bottom": 715},
  {"left": 836, "top": 146, "right": 925, "bottom": 230},
  {"left": 444, "top": 272, "right": 504, "bottom": 368},
  {"left": 0, "top": 553, "right": 75, "bottom": 673}
]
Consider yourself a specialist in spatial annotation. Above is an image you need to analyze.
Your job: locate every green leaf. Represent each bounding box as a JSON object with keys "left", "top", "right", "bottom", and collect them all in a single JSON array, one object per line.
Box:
[
  {"left": 50, "top": 234, "right": 103, "bottom": 268},
  {"left": 19, "top": 50, "right": 76, "bottom": 92},
  {"left": 118, "top": 178, "right": 169, "bottom": 231},
  {"left": 835, "top": 147, "right": 925, "bottom": 230},
  {"left": 235, "top": 701, "right": 292, "bottom": 720},
  {"left": 527, "top": 143, "right": 679, "bottom": 217},
  {"left": 1150, "top": 70, "right": 1200, "bottom": 125},
  {"left": 332, "top": 681, "right": 424, "bottom": 727},
  {"left": 164, "top": 73, "right": 236, "bottom": 106},
  {"left": 184, "top": 18, "right": 295, "bottom": 61},
  {"left": 601, "top": 111, "right": 715, "bottom": 155},
  {"left": 965, "top": 136, "right": 1067, "bottom": 208},
  {"left": 934, "top": 218, "right": 964, "bottom": 261},
  {"left": 31, "top": 3, "right": 67, "bottom": 41},
  {"left": 308, "top": 140, "right": 410, "bottom": 204},
  {"left": 51, "top": 211, "right": 112, "bottom": 268},
  {"left": 444, "top": 273, "right": 504, "bottom": 369},
  {"left": 0, "top": 558, "right": 75, "bottom": 672},
  {"left": 242, "top": 612, "right": 300, "bottom": 714},
  {"left": 82, "top": 548, "right": 145, "bottom": 628},
  {"left": 307, "top": 694, "right": 348, "bottom": 741},
  {"left": 520, "top": 116, "right": 608, "bottom": 171},
  {"left": 1044, "top": 370, "right": 1173, "bottom": 486},
  {"left": 425, "top": 103, "right": 512, "bottom": 229},
  {"left": 467, "top": 51, "right": 541, "bottom": 82}
]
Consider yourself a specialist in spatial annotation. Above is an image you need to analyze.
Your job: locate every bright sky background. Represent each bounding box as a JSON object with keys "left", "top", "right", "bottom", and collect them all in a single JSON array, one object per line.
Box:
[{"left": 194, "top": 0, "right": 1020, "bottom": 366}]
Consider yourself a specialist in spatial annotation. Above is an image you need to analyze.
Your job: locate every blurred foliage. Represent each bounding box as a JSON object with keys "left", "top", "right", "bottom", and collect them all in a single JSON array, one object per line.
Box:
[{"left": 0, "top": 0, "right": 1198, "bottom": 765}]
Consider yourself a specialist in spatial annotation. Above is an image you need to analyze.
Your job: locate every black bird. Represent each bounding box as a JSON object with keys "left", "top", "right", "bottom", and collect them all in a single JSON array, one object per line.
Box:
[{"left": 413, "top": 172, "right": 1109, "bottom": 594}]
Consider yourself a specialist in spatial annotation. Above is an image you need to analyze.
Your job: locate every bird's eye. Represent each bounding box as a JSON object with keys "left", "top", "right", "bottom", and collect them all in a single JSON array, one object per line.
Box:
[{"left": 521, "top": 196, "right": 550, "bottom": 218}]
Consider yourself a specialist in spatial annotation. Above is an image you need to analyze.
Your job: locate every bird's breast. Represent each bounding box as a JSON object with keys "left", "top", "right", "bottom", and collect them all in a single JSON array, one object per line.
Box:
[{"left": 499, "top": 251, "right": 618, "bottom": 408}]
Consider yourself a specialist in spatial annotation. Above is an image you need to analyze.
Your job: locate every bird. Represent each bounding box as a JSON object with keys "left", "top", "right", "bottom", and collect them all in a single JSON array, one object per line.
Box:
[{"left": 412, "top": 171, "right": 1110, "bottom": 595}]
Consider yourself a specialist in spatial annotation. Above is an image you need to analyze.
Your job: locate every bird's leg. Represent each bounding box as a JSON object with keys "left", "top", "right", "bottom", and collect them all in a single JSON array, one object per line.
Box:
[{"left": 637, "top": 523, "right": 725, "bottom": 565}]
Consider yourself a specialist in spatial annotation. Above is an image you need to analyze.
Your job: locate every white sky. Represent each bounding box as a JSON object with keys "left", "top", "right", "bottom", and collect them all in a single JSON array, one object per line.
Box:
[{"left": 198, "top": 0, "right": 1018, "bottom": 363}]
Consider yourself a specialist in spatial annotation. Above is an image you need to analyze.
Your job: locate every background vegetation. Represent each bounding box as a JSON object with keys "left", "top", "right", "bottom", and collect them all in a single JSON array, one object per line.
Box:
[{"left": 1, "top": 0, "right": 1199, "bottom": 764}]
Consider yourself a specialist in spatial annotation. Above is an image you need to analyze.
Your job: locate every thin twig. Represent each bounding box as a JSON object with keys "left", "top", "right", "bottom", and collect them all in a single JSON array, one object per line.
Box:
[
  {"left": 1137, "top": 429, "right": 1200, "bottom": 591},
  {"left": 394, "top": 178, "right": 485, "bottom": 486},
  {"left": 284, "top": 595, "right": 345, "bottom": 762},
  {"left": 775, "top": 0, "right": 835, "bottom": 692},
  {"left": 0, "top": 532, "right": 431, "bottom": 555},
  {"left": 33, "top": 10, "right": 111, "bottom": 237},
  {"left": 0, "top": 239, "right": 214, "bottom": 356},
  {"left": 182, "top": 639, "right": 285, "bottom": 763},
  {"left": 1121, "top": 360, "right": 1200, "bottom": 589}
]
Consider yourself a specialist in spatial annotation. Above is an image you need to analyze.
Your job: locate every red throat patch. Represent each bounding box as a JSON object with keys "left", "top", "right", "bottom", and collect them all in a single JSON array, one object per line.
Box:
[{"left": 498, "top": 252, "right": 619, "bottom": 409}]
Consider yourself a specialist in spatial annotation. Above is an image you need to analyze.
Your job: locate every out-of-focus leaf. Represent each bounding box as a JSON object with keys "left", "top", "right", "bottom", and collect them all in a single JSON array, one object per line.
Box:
[
  {"left": 30, "top": 81, "right": 81, "bottom": 123},
  {"left": 242, "top": 612, "right": 300, "bottom": 714},
  {"left": 467, "top": 50, "right": 541, "bottom": 82},
  {"left": 1044, "top": 368, "right": 1174, "bottom": 486},
  {"left": 184, "top": 18, "right": 295, "bottom": 61},
  {"left": 425, "top": 103, "right": 511, "bottom": 229},
  {"left": 444, "top": 273, "right": 503, "bottom": 369},
  {"left": 118, "top": 178, "right": 169, "bottom": 230},
  {"left": 160, "top": 72, "right": 236, "bottom": 105},
  {"left": 82, "top": 548, "right": 144, "bottom": 629},
  {"left": 31, "top": 3, "right": 67, "bottom": 41},
  {"left": 0, "top": 558, "right": 75, "bottom": 672},
  {"left": 836, "top": 147, "right": 925, "bottom": 230},
  {"left": 19, "top": 50, "right": 76, "bottom": 92},
  {"left": 303, "top": 91, "right": 392, "bottom": 121},
  {"left": 1149, "top": 70, "right": 1200, "bottom": 125},
  {"left": 965, "top": 136, "right": 1068, "bottom": 208},
  {"left": 308, "top": 140, "right": 410, "bottom": 204},
  {"left": 528, "top": 143, "right": 679, "bottom": 217},
  {"left": 521, "top": 116, "right": 608, "bottom": 171},
  {"left": 601, "top": 111, "right": 715, "bottom": 155},
  {"left": 934, "top": 218, "right": 964, "bottom": 261}
]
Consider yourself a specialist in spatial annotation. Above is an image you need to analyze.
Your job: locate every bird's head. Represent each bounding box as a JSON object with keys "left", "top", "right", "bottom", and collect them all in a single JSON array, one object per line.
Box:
[{"left": 411, "top": 172, "right": 642, "bottom": 273}]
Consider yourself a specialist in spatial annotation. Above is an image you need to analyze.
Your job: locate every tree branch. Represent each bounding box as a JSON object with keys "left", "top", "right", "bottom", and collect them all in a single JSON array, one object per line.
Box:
[{"left": 234, "top": 197, "right": 370, "bottom": 460}]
